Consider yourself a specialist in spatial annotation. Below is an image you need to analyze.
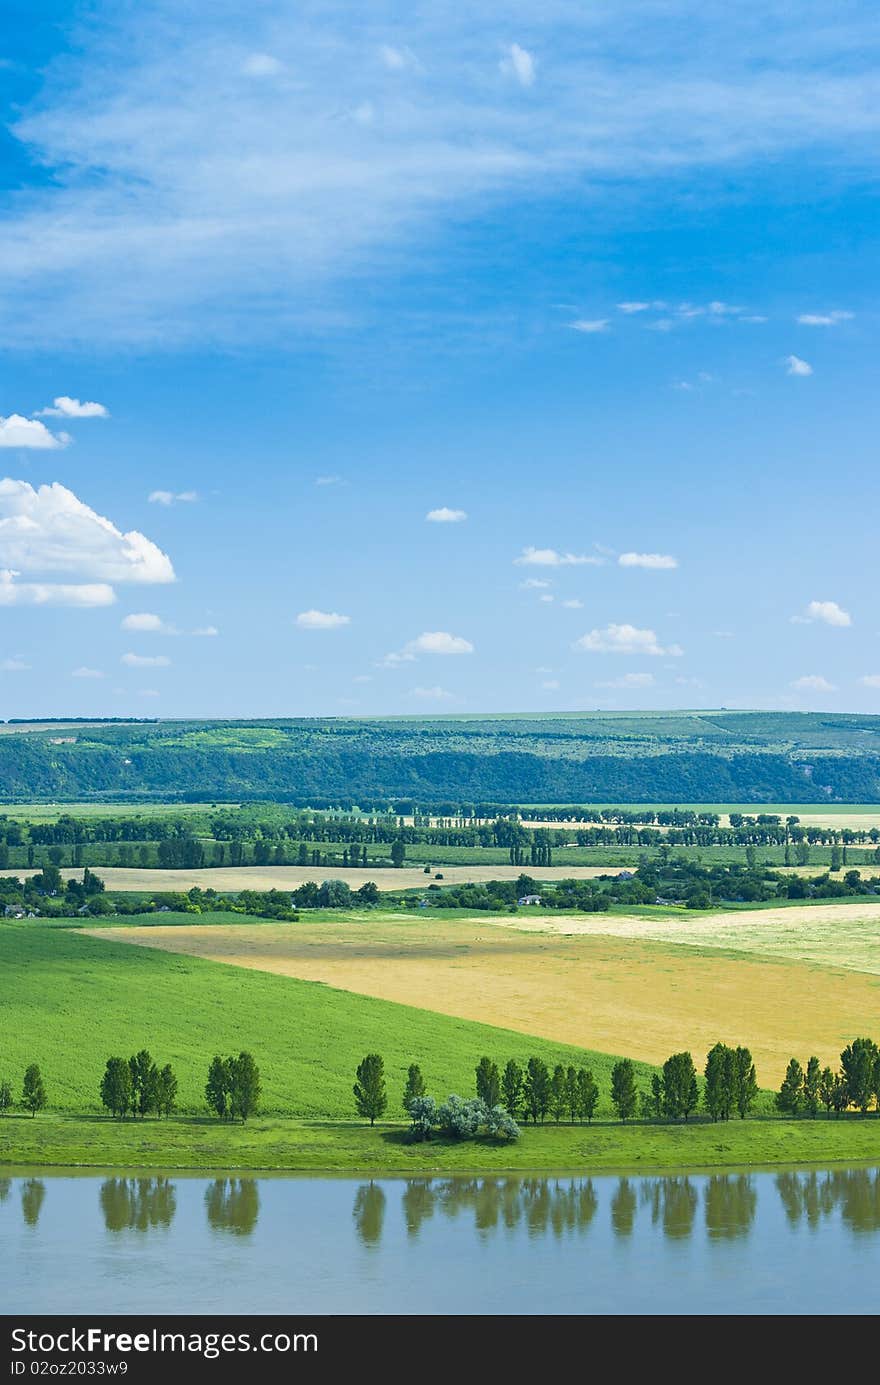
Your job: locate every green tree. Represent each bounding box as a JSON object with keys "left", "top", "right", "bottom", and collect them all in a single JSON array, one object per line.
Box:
[
  {"left": 129, "top": 1049, "right": 160, "bottom": 1118},
  {"left": 704, "top": 1042, "right": 736, "bottom": 1122},
  {"left": 646, "top": 1073, "right": 664, "bottom": 1120},
  {"left": 21, "top": 1064, "right": 47, "bottom": 1117},
  {"left": 733, "top": 1046, "right": 759, "bottom": 1119},
  {"left": 662, "top": 1051, "right": 699, "bottom": 1121},
  {"left": 523, "top": 1057, "right": 551, "bottom": 1125},
  {"left": 501, "top": 1059, "right": 523, "bottom": 1118},
  {"left": 0, "top": 1080, "right": 13, "bottom": 1113},
  {"left": 229, "top": 1052, "right": 261, "bottom": 1121},
  {"left": 819, "top": 1066, "right": 837, "bottom": 1117},
  {"left": 549, "top": 1064, "right": 568, "bottom": 1123},
  {"left": 610, "top": 1059, "right": 638, "bottom": 1122},
  {"left": 354, "top": 1054, "right": 387, "bottom": 1126},
  {"left": 475, "top": 1057, "right": 501, "bottom": 1109},
  {"left": 840, "top": 1037, "right": 878, "bottom": 1113},
  {"left": 390, "top": 840, "right": 406, "bottom": 868},
  {"left": 803, "top": 1056, "right": 821, "bottom": 1118},
  {"left": 100, "top": 1057, "right": 133, "bottom": 1119},
  {"left": 577, "top": 1068, "right": 599, "bottom": 1124},
  {"left": 776, "top": 1058, "right": 804, "bottom": 1116},
  {"left": 564, "top": 1065, "right": 579, "bottom": 1124},
  {"left": 156, "top": 1064, "right": 178, "bottom": 1117},
  {"left": 206, "top": 1055, "right": 232, "bottom": 1119},
  {"left": 403, "top": 1063, "right": 426, "bottom": 1113}
]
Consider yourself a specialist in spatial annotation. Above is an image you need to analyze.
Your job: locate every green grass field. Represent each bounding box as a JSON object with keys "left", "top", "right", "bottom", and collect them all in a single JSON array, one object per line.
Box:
[
  {"left": 2, "top": 1111, "right": 879, "bottom": 1174},
  {"left": 0, "top": 921, "right": 641, "bottom": 1117}
]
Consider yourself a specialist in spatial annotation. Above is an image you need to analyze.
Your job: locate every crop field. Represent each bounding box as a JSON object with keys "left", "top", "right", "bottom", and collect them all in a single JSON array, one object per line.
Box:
[
  {"left": 94, "top": 908, "right": 880, "bottom": 1086},
  {"left": 0, "top": 921, "right": 633, "bottom": 1116},
  {"left": 498, "top": 901, "right": 880, "bottom": 974}
]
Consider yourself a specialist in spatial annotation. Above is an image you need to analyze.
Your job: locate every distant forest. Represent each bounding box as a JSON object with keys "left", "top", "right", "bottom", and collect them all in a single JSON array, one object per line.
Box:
[{"left": 1, "top": 712, "right": 880, "bottom": 804}]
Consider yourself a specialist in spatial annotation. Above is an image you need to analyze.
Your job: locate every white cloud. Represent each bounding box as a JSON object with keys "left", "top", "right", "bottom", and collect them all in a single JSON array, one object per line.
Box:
[
  {"left": 574, "top": 623, "right": 683, "bottom": 656},
  {"left": 411, "top": 685, "right": 455, "bottom": 700},
  {"left": 539, "top": 593, "right": 554, "bottom": 603},
  {"left": 618, "top": 551, "right": 679, "bottom": 570},
  {"left": 192, "top": 625, "right": 218, "bottom": 637},
  {"left": 36, "top": 396, "right": 108, "bottom": 418},
  {"left": 426, "top": 507, "right": 467, "bottom": 523},
  {"left": 148, "top": 490, "right": 198, "bottom": 505},
  {"left": 617, "top": 301, "right": 653, "bottom": 314},
  {"left": 0, "top": 479, "right": 175, "bottom": 587},
  {"left": 139, "top": 688, "right": 160, "bottom": 698},
  {"left": 121, "top": 612, "right": 166, "bottom": 632},
  {"left": 799, "top": 600, "right": 852, "bottom": 628},
  {"left": 500, "top": 43, "right": 535, "bottom": 88},
  {"left": 596, "top": 672, "right": 656, "bottom": 688},
  {"left": 379, "top": 45, "right": 418, "bottom": 72},
  {"left": 315, "top": 475, "right": 343, "bottom": 487},
  {"left": 121, "top": 652, "right": 170, "bottom": 667},
  {"left": 242, "top": 54, "right": 283, "bottom": 77},
  {"left": 406, "top": 631, "right": 473, "bottom": 656},
  {"left": 0, "top": 415, "right": 67, "bottom": 449},
  {"left": 515, "top": 546, "right": 602, "bottom": 568},
  {"left": 796, "top": 311, "right": 853, "bottom": 326},
  {"left": 0, "top": 657, "right": 30, "bottom": 671},
  {"left": 860, "top": 675, "right": 880, "bottom": 689},
  {"left": 377, "top": 650, "right": 416, "bottom": 668},
  {"left": 520, "top": 578, "right": 551, "bottom": 590},
  {"left": 791, "top": 675, "right": 836, "bottom": 692},
  {"left": 0, "top": 571, "right": 115, "bottom": 606},
  {"left": 71, "top": 666, "right": 105, "bottom": 678},
  {"left": 569, "top": 319, "right": 609, "bottom": 334},
  {"left": 562, "top": 598, "right": 583, "bottom": 609},
  {"left": 295, "top": 609, "right": 351, "bottom": 629},
  {"left": 785, "top": 354, "right": 813, "bottom": 376}
]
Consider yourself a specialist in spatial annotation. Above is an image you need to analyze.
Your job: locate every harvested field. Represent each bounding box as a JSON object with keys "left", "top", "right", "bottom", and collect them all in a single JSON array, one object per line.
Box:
[
  {"left": 2, "top": 863, "right": 628, "bottom": 892},
  {"left": 94, "top": 911, "right": 880, "bottom": 1085}
]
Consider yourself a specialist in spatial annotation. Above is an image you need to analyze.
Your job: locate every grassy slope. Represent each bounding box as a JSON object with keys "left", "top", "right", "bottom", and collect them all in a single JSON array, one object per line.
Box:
[
  {"left": 2, "top": 1112, "right": 879, "bottom": 1174},
  {"left": 0, "top": 922, "right": 643, "bottom": 1116}
]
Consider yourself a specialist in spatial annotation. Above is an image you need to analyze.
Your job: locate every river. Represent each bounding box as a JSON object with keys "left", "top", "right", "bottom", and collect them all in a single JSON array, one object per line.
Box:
[{"left": 4, "top": 1166, "right": 880, "bottom": 1314}]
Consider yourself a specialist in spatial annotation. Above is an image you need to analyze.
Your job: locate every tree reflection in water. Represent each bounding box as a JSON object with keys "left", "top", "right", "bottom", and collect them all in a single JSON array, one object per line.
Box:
[
  {"left": 0, "top": 1178, "right": 10, "bottom": 1203},
  {"left": 641, "top": 1176, "right": 698, "bottom": 1240},
  {"left": 704, "top": 1175, "right": 757, "bottom": 1240},
  {"left": 100, "top": 1178, "right": 176, "bottom": 1233},
  {"left": 775, "top": 1168, "right": 880, "bottom": 1234},
  {"left": 353, "top": 1181, "right": 385, "bottom": 1247},
  {"left": 204, "top": 1179, "right": 259, "bottom": 1236},
  {"left": 21, "top": 1179, "right": 45, "bottom": 1228}
]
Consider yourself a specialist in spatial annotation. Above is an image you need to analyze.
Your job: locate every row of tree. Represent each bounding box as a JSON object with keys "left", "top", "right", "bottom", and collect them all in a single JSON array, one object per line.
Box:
[
  {"left": 777, "top": 1039, "right": 880, "bottom": 1117},
  {"left": 99, "top": 1051, "right": 178, "bottom": 1119}
]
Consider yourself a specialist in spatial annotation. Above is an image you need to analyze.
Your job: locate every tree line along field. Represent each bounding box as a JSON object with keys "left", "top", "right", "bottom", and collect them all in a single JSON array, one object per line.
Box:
[{"left": 2, "top": 710, "right": 880, "bottom": 803}]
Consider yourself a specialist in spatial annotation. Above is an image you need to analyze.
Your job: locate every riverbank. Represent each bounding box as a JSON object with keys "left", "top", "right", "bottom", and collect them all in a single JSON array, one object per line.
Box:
[{"left": 2, "top": 1113, "right": 880, "bottom": 1174}]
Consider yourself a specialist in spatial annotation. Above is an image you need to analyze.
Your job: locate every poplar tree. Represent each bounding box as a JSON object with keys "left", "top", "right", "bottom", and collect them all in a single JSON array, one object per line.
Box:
[
  {"left": 549, "top": 1064, "right": 567, "bottom": 1123},
  {"left": 803, "top": 1057, "right": 821, "bottom": 1118},
  {"left": 523, "top": 1057, "right": 551, "bottom": 1125},
  {"left": 475, "top": 1057, "right": 501, "bottom": 1109},
  {"left": 21, "top": 1064, "right": 46, "bottom": 1118},
  {"left": 354, "top": 1054, "right": 387, "bottom": 1126},
  {"left": 403, "top": 1063, "right": 426, "bottom": 1114},
  {"left": 577, "top": 1069, "right": 599, "bottom": 1124},
  {"left": 501, "top": 1059, "right": 524, "bottom": 1118},
  {"left": 776, "top": 1058, "right": 804, "bottom": 1116},
  {"left": 100, "top": 1057, "right": 133, "bottom": 1119},
  {"left": 733, "top": 1047, "right": 759, "bottom": 1119},
  {"left": 610, "top": 1059, "right": 638, "bottom": 1122}
]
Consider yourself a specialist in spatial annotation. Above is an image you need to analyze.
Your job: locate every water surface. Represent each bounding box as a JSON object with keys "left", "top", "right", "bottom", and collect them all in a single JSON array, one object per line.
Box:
[{"left": 4, "top": 1166, "right": 880, "bottom": 1314}]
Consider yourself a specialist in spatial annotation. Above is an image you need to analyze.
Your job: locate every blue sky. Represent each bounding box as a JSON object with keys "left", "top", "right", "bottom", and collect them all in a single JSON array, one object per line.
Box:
[{"left": 0, "top": 0, "right": 878, "bottom": 718}]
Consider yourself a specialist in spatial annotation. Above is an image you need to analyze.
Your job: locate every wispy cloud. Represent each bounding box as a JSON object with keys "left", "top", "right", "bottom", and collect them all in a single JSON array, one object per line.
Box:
[
  {"left": 499, "top": 43, "right": 535, "bottom": 88},
  {"left": 791, "top": 674, "right": 836, "bottom": 692},
  {"left": 121, "top": 652, "right": 170, "bottom": 667},
  {"left": 860, "top": 675, "right": 880, "bottom": 689},
  {"left": 3, "top": 7, "right": 874, "bottom": 347},
  {"left": 148, "top": 490, "right": 198, "bottom": 506},
  {"left": 515, "top": 547, "right": 602, "bottom": 568},
  {"left": 0, "top": 657, "right": 30, "bottom": 672},
  {"left": 406, "top": 631, "right": 473, "bottom": 655},
  {"left": 36, "top": 396, "right": 108, "bottom": 418},
  {"left": 785, "top": 354, "right": 813, "bottom": 376},
  {"left": 295, "top": 609, "right": 351, "bottom": 629},
  {"left": 796, "top": 311, "right": 853, "bottom": 326},
  {"left": 411, "top": 685, "right": 456, "bottom": 700},
  {"left": 569, "top": 318, "right": 609, "bottom": 334},
  {"left": 72, "top": 666, "right": 105, "bottom": 678},
  {"left": 618, "top": 552, "right": 679, "bottom": 570},
  {"left": 426, "top": 507, "right": 467, "bottom": 523},
  {"left": 574, "top": 623, "right": 683, "bottom": 656}
]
